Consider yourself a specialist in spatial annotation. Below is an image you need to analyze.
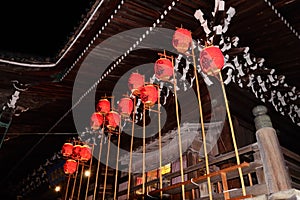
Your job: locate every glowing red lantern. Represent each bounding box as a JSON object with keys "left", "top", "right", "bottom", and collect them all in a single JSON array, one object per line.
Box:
[
  {"left": 154, "top": 58, "right": 174, "bottom": 81},
  {"left": 62, "top": 143, "right": 73, "bottom": 157},
  {"left": 64, "top": 159, "right": 78, "bottom": 174},
  {"left": 72, "top": 145, "right": 81, "bottom": 160},
  {"left": 79, "top": 145, "right": 91, "bottom": 161},
  {"left": 90, "top": 112, "right": 104, "bottom": 130},
  {"left": 140, "top": 85, "right": 158, "bottom": 108},
  {"left": 128, "top": 72, "right": 145, "bottom": 96},
  {"left": 97, "top": 99, "right": 110, "bottom": 114},
  {"left": 118, "top": 97, "right": 134, "bottom": 117},
  {"left": 172, "top": 28, "right": 192, "bottom": 53},
  {"left": 199, "top": 46, "right": 224, "bottom": 75},
  {"left": 106, "top": 111, "right": 121, "bottom": 131}
]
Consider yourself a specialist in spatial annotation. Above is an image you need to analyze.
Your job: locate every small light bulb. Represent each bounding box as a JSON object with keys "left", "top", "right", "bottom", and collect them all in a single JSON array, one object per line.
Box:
[
  {"left": 55, "top": 186, "right": 61, "bottom": 192},
  {"left": 84, "top": 170, "right": 91, "bottom": 177}
]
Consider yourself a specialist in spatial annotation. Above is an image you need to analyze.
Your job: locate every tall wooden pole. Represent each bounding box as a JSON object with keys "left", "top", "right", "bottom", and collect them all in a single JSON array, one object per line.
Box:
[
  {"left": 157, "top": 86, "right": 163, "bottom": 198},
  {"left": 93, "top": 127, "right": 105, "bottom": 200},
  {"left": 172, "top": 57, "right": 186, "bottom": 200},
  {"left": 142, "top": 104, "right": 146, "bottom": 199},
  {"left": 85, "top": 144, "right": 94, "bottom": 200},
  {"left": 253, "top": 105, "right": 291, "bottom": 194},
  {"left": 77, "top": 164, "right": 85, "bottom": 199},
  {"left": 64, "top": 175, "right": 71, "bottom": 200},
  {"left": 218, "top": 71, "right": 246, "bottom": 196},
  {"left": 102, "top": 133, "right": 112, "bottom": 199},
  {"left": 70, "top": 160, "right": 80, "bottom": 199},
  {"left": 113, "top": 126, "right": 122, "bottom": 200},
  {"left": 191, "top": 42, "right": 213, "bottom": 200},
  {"left": 127, "top": 97, "right": 136, "bottom": 199}
]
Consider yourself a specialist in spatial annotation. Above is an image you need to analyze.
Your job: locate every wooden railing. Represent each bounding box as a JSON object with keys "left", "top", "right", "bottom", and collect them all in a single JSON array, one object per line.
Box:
[
  {"left": 117, "top": 142, "right": 300, "bottom": 199},
  {"left": 117, "top": 143, "right": 270, "bottom": 199},
  {"left": 281, "top": 147, "right": 300, "bottom": 190}
]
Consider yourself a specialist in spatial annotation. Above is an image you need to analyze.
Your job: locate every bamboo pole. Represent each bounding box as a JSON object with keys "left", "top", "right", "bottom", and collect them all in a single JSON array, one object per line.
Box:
[
  {"left": 191, "top": 42, "right": 213, "bottom": 200},
  {"left": 172, "top": 56, "right": 186, "bottom": 200},
  {"left": 157, "top": 86, "right": 163, "bottom": 198},
  {"left": 218, "top": 71, "right": 246, "bottom": 196},
  {"left": 70, "top": 159, "right": 80, "bottom": 199},
  {"left": 85, "top": 144, "right": 94, "bottom": 200},
  {"left": 113, "top": 125, "right": 122, "bottom": 199},
  {"left": 142, "top": 104, "right": 146, "bottom": 199},
  {"left": 127, "top": 97, "right": 136, "bottom": 199},
  {"left": 77, "top": 164, "right": 85, "bottom": 199},
  {"left": 102, "top": 133, "right": 112, "bottom": 199},
  {"left": 93, "top": 125, "right": 105, "bottom": 200},
  {"left": 64, "top": 175, "right": 71, "bottom": 200}
]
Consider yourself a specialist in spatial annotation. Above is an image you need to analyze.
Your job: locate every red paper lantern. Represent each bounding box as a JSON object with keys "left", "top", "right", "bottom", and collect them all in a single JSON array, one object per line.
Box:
[
  {"left": 62, "top": 143, "right": 73, "bottom": 157},
  {"left": 172, "top": 28, "right": 192, "bottom": 53},
  {"left": 128, "top": 72, "right": 145, "bottom": 96},
  {"left": 79, "top": 145, "right": 92, "bottom": 161},
  {"left": 154, "top": 58, "right": 174, "bottom": 81},
  {"left": 118, "top": 97, "right": 134, "bottom": 117},
  {"left": 72, "top": 145, "right": 81, "bottom": 160},
  {"left": 106, "top": 111, "right": 121, "bottom": 131},
  {"left": 64, "top": 159, "right": 78, "bottom": 174},
  {"left": 199, "top": 46, "right": 224, "bottom": 75},
  {"left": 140, "top": 85, "right": 158, "bottom": 108},
  {"left": 90, "top": 112, "right": 104, "bottom": 130},
  {"left": 97, "top": 99, "right": 110, "bottom": 114}
]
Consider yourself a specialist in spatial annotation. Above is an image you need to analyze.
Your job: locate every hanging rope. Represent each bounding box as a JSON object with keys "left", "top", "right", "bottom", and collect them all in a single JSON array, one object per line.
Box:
[
  {"left": 127, "top": 97, "right": 136, "bottom": 199},
  {"left": 102, "top": 133, "right": 112, "bottom": 199},
  {"left": 172, "top": 57, "right": 186, "bottom": 200},
  {"left": 219, "top": 71, "right": 246, "bottom": 196},
  {"left": 191, "top": 42, "right": 213, "bottom": 200},
  {"left": 85, "top": 144, "right": 95, "bottom": 200}
]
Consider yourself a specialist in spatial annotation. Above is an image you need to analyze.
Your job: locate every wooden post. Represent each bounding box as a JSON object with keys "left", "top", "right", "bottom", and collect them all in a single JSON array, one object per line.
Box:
[{"left": 253, "top": 105, "right": 291, "bottom": 194}]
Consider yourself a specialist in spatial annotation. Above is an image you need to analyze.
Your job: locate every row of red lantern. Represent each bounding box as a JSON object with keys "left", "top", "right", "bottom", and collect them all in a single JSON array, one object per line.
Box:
[
  {"left": 62, "top": 143, "right": 92, "bottom": 161},
  {"left": 128, "top": 73, "right": 159, "bottom": 108},
  {"left": 173, "top": 27, "right": 224, "bottom": 75},
  {"left": 90, "top": 111, "right": 120, "bottom": 131},
  {"left": 90, "top": 97, "right": 135, "bottom": 131},
  {"left": 97, "top": 97, "right": 134, "bottom": 117}
]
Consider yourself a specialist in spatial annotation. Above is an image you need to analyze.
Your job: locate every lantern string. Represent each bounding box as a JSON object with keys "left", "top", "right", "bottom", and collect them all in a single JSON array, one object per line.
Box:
[
  {"left": 70, "top": 159, "right": 80, "bottom": 199},
  {"left": 102, "top": 133, "right": 112, "bottom": 199},
  {"left": 77, "top": 164, "right": 85, "bottom": 199},
  {"left": 64, "top": 175, "right": 71, "bottom": 200},
  {"left": 171, "top": 56, "right": 186, "bottom": 200},
  {"left": 263, "top": 0, "right": 300, "bottom": 40},
  {"left": 218, "top": 71, "right": 246, "bottom": 196},
  {"left": 93, "top": 127, "right": 105, "bottom": 200},
  {"left": 10, "top": 1, "right": 184, "bottom": 182},
  {"left": 113, "top": 125, "right": 122, "bottom": 199},
  {"left": 142, "top": 104, "right": 146, "bottom": 199},
  {"left": 127, "top": 97, "right": 136, "bottom": 199},
  {"left": 85, "top": 144, "right": 95, "bottom": 200},
  {"left": 191, "top": 41, "right": 213, "bottom": 200}
]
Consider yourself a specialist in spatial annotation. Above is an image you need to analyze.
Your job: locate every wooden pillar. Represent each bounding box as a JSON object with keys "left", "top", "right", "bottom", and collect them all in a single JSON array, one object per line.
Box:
[{"left": 253, "top": 105, "right": 291, "bottom": 194}]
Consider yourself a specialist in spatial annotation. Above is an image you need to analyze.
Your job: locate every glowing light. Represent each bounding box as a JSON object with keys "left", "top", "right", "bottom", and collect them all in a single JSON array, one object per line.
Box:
[
  {"left": 55, "top": 186, "right": 61, "bottom": 192},
  {"left": 84, "top": 170, "right": 91, "bottom": 177}
]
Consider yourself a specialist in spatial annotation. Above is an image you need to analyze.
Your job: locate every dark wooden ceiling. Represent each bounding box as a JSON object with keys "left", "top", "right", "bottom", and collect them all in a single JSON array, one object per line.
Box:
[{"left": 0, "top": 0, "right": 299, "bottom": 199}]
